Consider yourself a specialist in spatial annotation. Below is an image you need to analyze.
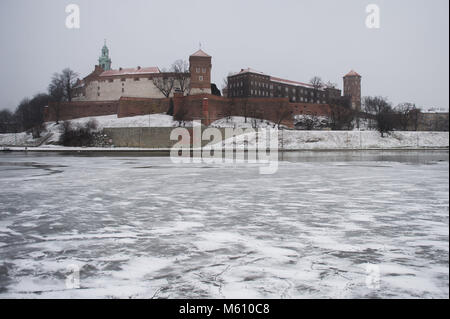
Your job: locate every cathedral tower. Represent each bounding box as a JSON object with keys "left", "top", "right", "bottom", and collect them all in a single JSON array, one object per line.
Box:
[{"left": 98, "top": 41, "right": 112, "bottom": 71}]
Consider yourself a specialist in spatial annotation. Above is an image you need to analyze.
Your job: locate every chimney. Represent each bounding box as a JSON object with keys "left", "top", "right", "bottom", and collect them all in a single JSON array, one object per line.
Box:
[
  {"left": 119, "top": 67, "right": 122, "bottom": 71},
  {"left": 137, "top": 66, "right": 141, "bottom": 70}
]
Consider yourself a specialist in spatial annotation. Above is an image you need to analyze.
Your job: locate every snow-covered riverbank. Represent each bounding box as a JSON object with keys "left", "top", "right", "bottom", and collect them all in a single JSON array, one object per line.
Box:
[
  {"left": 213, "top": 130, "right": 449, "bottom": 150},
  {"left": 1, "top": 114, "right": 448, "bottom": 150}
]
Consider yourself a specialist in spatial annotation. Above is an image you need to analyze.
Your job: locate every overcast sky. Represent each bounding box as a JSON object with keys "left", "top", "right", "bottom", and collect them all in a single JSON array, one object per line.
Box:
[{"left": 0, "top": 0, "right": 448, "bottom": 111}]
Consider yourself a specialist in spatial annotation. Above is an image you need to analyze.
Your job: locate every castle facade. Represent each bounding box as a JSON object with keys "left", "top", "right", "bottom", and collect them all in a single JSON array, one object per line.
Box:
[
  {"left": 73, "top": 44, "right": 212, "bottom": 102},
  {"left": 226, "top": 68, "right": 361, "bottom": 111}
]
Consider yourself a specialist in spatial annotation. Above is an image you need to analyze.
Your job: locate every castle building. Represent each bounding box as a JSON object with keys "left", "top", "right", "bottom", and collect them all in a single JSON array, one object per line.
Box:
[
  {"left": 189, "top": 49, "right": 212, "bottom": 95},
  {"left": 227, "top": 68, "right": 360, "bottom": 109},
  {"left": 73, "top": 44, "right": 212, "bottom": 101},
  {"left": 343, "top": 70, "right": 362, "bottom": 111}
]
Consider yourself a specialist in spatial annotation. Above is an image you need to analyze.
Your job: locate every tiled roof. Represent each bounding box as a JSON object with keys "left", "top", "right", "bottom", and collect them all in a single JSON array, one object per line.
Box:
[
  {"left": 99, "top": 67, "right": 160, "bottom": 77},
  {"left": 344, "top": 70, "right": 361, "bottom": 77},
  {"left": 190, "top": 49, "right": 211, "bottom": 57}
]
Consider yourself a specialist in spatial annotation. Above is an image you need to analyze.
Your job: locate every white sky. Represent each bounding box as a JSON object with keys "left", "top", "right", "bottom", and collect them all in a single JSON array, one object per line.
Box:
[{"left": 0, "top": 0, "right": 448, "bottom": 111}]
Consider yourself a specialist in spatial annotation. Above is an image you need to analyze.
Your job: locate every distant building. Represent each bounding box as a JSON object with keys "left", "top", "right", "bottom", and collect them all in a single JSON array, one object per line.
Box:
[
  {"left": 226, "top": 68, "right": 356, "bottom": 109},
  {"left": 73, "top": 44, "right": 212, "bottom": 101},
  {"left": 343, "top": 70, "right": 362, "bottom": 111},
  {"left": 189, "top": 49, "right": 212, "bottom": 95}
]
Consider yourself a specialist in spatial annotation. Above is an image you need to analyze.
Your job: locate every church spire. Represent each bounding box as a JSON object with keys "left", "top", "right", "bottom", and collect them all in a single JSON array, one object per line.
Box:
[{"left": 98, "top": 40, "right": 112, "bottom": 71}]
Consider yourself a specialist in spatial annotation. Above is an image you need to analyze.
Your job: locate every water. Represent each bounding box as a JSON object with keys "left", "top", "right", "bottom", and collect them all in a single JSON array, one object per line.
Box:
[{"left": 0, "top": 151, "right": 448, "bottom": 298}]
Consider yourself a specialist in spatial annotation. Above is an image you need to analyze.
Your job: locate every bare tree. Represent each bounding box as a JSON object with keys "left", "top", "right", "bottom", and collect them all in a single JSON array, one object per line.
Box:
[
  {"left": 241, "top": 98, "right": 249, "bottom": 123},
  {"left": 330, "top": 106, "right": 355, "bottom": 130},
  {"left": 410, "top": 108, "right": 421, "bottom": 131},
  {"left": 153, "top": 75, "right": 176, "bottom": 98},
  {"left": 174, "top": 106, "right": 189, "bottom": 127},
  {"left": 0, "top": 109, "right": 14, "bottom": 133},
  {"left": 395, "top": 102, "right": 417, "bottom": 131},
  {"left": 224, "top": 100, "right": 233, "bottom": 123},
  {"left": 274, "top": 102, "right": 292, "bottom": 129},
  {"left": 309, "top": 76, "right": 323, "bottom": 103},
  {"left": 325, "top": 81, "right": 337, "bottom": 89},
  {"left": 48, "top": 73, "right": 65, "bottom": 124},
  {"left": 363, "top": 96, "right": 395, "bottom": 137},
  {"left": 61, "top": 68, "right": 79, "bottom": 102},
  {"left": 249, "top": 104, "right": 260, "bottom": 128},
  {"left": 171, "top": 60, "right": 190, "bottom": 95}
]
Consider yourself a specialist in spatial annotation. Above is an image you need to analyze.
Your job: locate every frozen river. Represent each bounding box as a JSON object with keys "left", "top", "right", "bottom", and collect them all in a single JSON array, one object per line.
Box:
[{"left": 0, "top": 151, "right": 448, "bottom": 298}]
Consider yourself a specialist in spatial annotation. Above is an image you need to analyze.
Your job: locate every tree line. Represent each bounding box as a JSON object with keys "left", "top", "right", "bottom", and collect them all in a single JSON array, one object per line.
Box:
[{"left": 0, "top": 68, "right": 79, "bottom": 135}]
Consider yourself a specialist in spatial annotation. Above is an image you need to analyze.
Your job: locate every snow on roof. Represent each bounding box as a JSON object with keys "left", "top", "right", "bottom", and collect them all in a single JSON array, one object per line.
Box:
[
  {"left": 230, "top": 68, "right": 324, "bottom": 90},
  {"left": 231, "top": 68, "right": 267, "bottom": 76},
  {"left": 421, "top": 107, "right": 449, "bottom": 114},
  {"left": 344, "top": 70, "right": 361, "bottom": 77},
  {"left": 190, "top": 49, "right": 211, "bottom": 57},
  {"left": 270, "top": 76, "right": 324, "bottom": 90},
  {"left": 100, "top": 67, "right": 161, "bottom": 77}
]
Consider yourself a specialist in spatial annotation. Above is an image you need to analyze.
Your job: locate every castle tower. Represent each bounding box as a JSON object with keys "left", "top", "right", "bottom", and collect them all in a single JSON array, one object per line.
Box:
[
  {"left": 189, "top": 49, "right": 212, "bottom": 95},
  {"left": 98, "top": 41, "right": 112, "bottom": 71},
  {"left": 343, "top": 70, "right": 361, "bottom": 111}
]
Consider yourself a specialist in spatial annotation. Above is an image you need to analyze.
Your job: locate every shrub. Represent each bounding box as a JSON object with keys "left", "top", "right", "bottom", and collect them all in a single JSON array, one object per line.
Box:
[{"left": 59, "top": 119, "right": 99, "bottom": 146}]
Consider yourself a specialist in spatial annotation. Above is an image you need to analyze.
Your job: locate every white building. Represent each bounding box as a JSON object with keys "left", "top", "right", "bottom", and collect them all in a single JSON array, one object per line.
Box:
[{"left": 73, "top": 44, "right": 212, "bottom": 101}]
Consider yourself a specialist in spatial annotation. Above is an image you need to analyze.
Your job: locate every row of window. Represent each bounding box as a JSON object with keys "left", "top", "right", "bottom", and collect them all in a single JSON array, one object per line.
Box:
[
  {"left": 229, "top": 81, "right": 326, "bottom": 98},
  {"left": 195, "top": 67, "right": 207, "bottom": 73},
  {"left": 228, "top": 89, "right": 327, "bottom": 103},
  {"left": 229, "top": 87, "right": 326, "bottom": 98}
]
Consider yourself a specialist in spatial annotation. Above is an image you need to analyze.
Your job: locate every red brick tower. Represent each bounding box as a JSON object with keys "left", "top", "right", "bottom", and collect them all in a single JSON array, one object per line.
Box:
[
  {"left": 189, "top": 49, "right": 212, "bottom": 95},
  {"left": 343, "top": 70, "right": 362, "bottom": 111}
]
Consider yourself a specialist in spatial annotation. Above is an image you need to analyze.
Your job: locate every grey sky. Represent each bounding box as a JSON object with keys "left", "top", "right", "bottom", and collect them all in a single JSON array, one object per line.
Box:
[{"left": 0, "top": 0, "right": 448, "bottom": 111}]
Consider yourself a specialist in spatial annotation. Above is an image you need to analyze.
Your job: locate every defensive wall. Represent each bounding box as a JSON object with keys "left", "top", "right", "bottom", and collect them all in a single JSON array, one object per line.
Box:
[{"left": 44, "top": 94, "right": 337, "bottom": 128}]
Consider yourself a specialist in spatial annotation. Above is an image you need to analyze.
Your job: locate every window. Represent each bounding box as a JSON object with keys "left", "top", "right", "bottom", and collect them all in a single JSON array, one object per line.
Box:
[
  {"left": 202, "top": 68, "right": 206, "bottom": 73},
  {"left": 108, "top": 79, "right": 113, "bottom": 83},
  {"left": 199, "top": 76, "right": 203, "bottom": 81},
  {"left": 121, "top": 78, "right": 126, "bottom": 82},
  {"left": 122, "top": 88, "right": 124, "bottom": 93},
  {"left": 134, "top": 78, "right": 140, "bottom": 81},
  {"left": 196, "top": 68, "right": 200, "bottom": 73}
]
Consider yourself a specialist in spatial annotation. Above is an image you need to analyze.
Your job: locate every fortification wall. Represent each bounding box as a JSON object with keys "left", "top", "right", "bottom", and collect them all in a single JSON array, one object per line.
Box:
[
  {"left": 44, "top": 100, "right": 119, "bottom": 122},
  {"left": 117, "top": 97, "right": 171, "bottom": 118},
  {"left": 44, "top": 94, "right": 337, "bottom": 127}
]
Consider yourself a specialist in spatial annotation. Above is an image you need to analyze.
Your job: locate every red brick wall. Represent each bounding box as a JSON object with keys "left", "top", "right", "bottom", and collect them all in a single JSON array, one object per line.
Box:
[
  {"left": 117, "top": 97, "right": 170, "bottom": 118},
  {"left": 44, "top": 94, "right": 337, "bottom": 128},
  {"left": 44, "top": 100, "right": 119, "bottom": 122},
  {"left": 174, "top": 95, "right": 334, "bottom": 127}
]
